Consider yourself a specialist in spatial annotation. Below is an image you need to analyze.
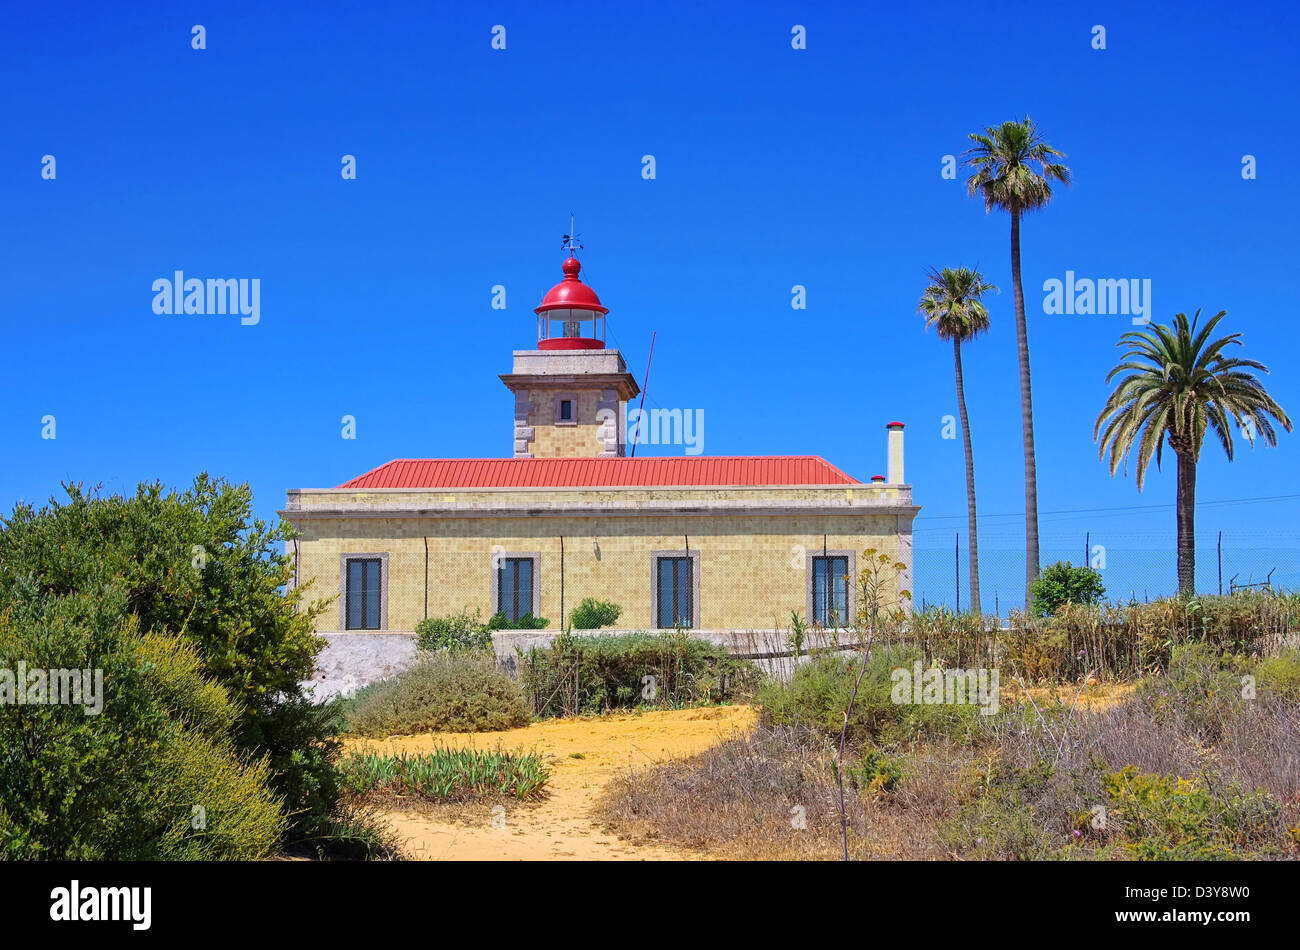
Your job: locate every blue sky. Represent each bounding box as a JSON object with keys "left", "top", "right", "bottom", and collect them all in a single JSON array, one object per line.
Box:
[{"left": 3, "top": 0, "right": 1297, "bottom": 608}]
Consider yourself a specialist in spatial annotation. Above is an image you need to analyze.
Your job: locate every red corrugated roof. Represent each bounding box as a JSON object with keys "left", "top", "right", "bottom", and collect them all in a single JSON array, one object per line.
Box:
[{"left": 335, "top": 456, "right": 860, "bottom": 489}]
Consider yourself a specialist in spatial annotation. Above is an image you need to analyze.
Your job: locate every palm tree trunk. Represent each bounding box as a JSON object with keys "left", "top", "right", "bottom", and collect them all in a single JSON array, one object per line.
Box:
[
  {"left": 1010, "top": 208, "right": 1041, "bottom": 591},
  {"left": 1176, "top": 449, "right": 1197, "bottom": 594},
  {"left": 954, "top": 338, "right": 981, "bottom": 615}
]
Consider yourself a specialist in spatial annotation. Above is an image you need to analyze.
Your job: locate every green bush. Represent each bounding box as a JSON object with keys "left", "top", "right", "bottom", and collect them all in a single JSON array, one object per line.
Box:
[
  {"left": 415, "top": 609, "right": 494, "bottom": 654},
  {"left": 342, "top": 653, "right": 530, "bottom": 737},
  {"left": 1029, "top": 561, "right": 1106, "bottom": 617},
  {"left": 0, "top": 477, "right": 326, "bottom": 710},
  {"left": 518, "top": 631, "right": 750, "bottom": 717},
  {"left": 757, "top": 646, "right": 983, "bottom": 747},
  {"left": 239, "top": 695, "right": 345, "bottom": 845},
  {"left": 1099, "top": 766, "right": 1281, "bottom": 860},
  {"left": 569, "top": 598, "right": 622, "bottom": 630},
  {"left": 0, "top": 477, "right": 340, "bottom": 846},
  {"left": 487, "top": 611, "right": 549, "bottom": 631},
  {"left": 1255, "top": 650, "right": 1300, "bottom": 700},
  {"left": 849, "top": 749, "right": 903, "bottom": 794},
  {"left": 0, "top": 590, "right": 286, "bottom": 859}
]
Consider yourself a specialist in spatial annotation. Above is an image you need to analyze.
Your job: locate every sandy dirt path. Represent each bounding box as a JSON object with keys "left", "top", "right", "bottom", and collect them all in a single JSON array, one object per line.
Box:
[{"left": 347, "top": 705, "right": 757, "bottom": 861}]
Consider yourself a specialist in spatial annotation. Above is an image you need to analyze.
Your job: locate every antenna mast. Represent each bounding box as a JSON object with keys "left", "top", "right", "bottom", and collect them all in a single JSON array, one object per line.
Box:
[{"left": 630, "top": 330, "right": 657, "bottom": 457}]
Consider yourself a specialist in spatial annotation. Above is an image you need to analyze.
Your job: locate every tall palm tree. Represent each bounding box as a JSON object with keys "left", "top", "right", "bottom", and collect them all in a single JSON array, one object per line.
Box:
[
  {"left": 1095, "top": 310, "right": 1291, "bottom": 594},
  {"left": 964, "top": 118, "right": 1070, "bottom": 592},
  {"left": 918, "top": 267, "right": 996, "bottom": 615}
]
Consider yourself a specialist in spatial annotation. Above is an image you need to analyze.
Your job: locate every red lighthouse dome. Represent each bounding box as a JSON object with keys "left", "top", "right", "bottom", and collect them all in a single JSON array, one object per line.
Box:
[{"left": 535, "top": 256, "right": 608, "bottom": 350}]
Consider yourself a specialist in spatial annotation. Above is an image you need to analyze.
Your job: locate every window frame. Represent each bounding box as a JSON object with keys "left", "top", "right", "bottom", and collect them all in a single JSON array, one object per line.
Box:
[
  {"left": 340, "top": 552, "right": 388, "bottom": 631},
  {"left": 806, "top": 549, "right": 855, "bottom": 629},
  {"left": 490, "top": 552, "right": 541, "bottom": 622},
  {"left": 553, "top": 391, "right": 578, "bottom": 426},
  {"left": 650, "top": 550, "right": 700, "bottom": 629}
]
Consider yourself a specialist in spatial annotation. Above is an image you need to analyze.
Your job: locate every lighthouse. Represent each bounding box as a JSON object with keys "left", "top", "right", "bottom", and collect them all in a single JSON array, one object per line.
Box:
[
  {"left": 499, "top": 253, "right": 639, "bottom": 458},
  {"left": 284, "top": 238, "right": 917, "bottom": 668}
]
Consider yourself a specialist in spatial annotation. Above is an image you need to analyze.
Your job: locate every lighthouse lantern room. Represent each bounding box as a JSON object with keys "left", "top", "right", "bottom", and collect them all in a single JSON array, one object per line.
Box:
[{"left": 535, "top": 256, "right": 608, "bottom": 350}]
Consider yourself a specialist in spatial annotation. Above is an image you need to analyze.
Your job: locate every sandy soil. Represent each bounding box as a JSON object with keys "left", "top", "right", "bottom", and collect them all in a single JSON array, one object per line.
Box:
[
  {"left": 347, "top": 704, "right": 757, "bottom": 861},
  {"left": 1006, "top": 680, "right": 1137, "bottom": 712}
]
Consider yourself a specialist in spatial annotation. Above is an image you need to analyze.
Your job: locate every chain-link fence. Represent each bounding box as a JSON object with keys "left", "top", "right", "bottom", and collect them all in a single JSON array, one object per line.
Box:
[
  {"left": 298, "top": 527, "right": 1299, "bottom": 638},
  {"left": 912, "top": 532, "right": 1300, "bottom": 616}
]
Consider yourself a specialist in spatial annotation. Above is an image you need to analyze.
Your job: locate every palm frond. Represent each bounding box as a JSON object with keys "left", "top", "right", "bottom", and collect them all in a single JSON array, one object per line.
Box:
[{"left": 1095, "top": 309, "right": 1291, "bottom": 484}]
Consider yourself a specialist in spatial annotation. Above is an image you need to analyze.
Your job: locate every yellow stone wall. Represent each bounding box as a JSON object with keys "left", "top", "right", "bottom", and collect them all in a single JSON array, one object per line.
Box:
[
  {"left": 289, "top": 500, "right": 912, "bottom": 633},
  {"left": 526, "top": 389, "right": 607, "bottom": 457}
]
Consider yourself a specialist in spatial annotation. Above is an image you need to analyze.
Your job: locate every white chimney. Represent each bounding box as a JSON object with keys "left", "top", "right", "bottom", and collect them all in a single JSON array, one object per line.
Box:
[{"left": 886, "top": 422, "right": 905, "bottom": 484}]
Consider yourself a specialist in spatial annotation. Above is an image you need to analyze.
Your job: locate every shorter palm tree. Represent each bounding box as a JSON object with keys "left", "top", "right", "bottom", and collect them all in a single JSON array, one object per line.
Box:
[
  {"left": 918, "top": 267, "right": 996, "bottom": 615},
  {"left": 1095, "top": 310, "right": 1291, "bottom": 594}
]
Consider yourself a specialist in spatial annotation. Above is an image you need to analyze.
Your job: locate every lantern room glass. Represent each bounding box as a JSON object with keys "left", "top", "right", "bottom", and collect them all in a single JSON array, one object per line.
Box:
[{"left": 538, "top": 308, "right": 605, "bottom": 345}]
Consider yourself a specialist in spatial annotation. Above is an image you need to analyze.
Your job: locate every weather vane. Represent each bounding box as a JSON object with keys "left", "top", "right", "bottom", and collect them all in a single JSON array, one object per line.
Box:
[{"left": 562, "top": 212, "right": 582, "bottom": 255}]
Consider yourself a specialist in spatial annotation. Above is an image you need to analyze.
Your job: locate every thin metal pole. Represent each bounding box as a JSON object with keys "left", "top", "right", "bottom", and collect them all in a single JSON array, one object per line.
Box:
[
  {"left": 630, "top": 331, "right": 657, "bottom": 457},
  {"left": 1218, "top": 531, "right": 1223, "bottom": 595},
  {"left": 955, "top": 532, "right": 960, "bottom": 613}
]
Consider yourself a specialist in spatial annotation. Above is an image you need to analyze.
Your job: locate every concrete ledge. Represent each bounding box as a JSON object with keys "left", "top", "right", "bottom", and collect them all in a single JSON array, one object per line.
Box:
[
  {"left": 306, "top": 632, "right": 421, "bottom": 702},
  {"left": 305, "top": 627, "right": 848, "bottom": 700}
]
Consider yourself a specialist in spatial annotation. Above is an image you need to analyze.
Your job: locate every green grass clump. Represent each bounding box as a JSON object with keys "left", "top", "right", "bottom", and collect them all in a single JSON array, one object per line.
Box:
[{"left": 340, "top": 748, "right": 549, "bottom": 801}]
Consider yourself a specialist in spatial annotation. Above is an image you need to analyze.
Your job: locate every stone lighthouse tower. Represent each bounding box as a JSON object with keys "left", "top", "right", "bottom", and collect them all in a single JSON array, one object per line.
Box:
[{"left": 499, "top": 253, "right": 639, "bottom": 458}]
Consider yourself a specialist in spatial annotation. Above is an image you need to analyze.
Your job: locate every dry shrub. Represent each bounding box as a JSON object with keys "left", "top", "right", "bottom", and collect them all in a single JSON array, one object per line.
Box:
[
  {"left": 876, "top": 592, "right": 1298, "bottom": 685},
  {"left": 946, "top": 647, "right": 1300, "bottom": 859},
  {"left": 595, "top": 722, "right": 966, "bottom": 860},
  {"left": 997, "top": 592, "right": 1300, "bottom": 683}
]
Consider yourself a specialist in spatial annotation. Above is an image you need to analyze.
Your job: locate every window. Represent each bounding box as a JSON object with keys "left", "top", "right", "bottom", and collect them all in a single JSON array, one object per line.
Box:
[
  {"left": 497, "top": 557, "right": 536, "bottom": 623},
  {"left": 345, "top": 557, "right": 383, "bottom": 630},
  {"left": 554, "top": 392, "right": 578, "bottom": 425},
  {"left": 811, "top": 555, "right": 850, "bottom": 627},
  {"left": 655, "top": 556, "right": 694, "bottom": 629}
]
